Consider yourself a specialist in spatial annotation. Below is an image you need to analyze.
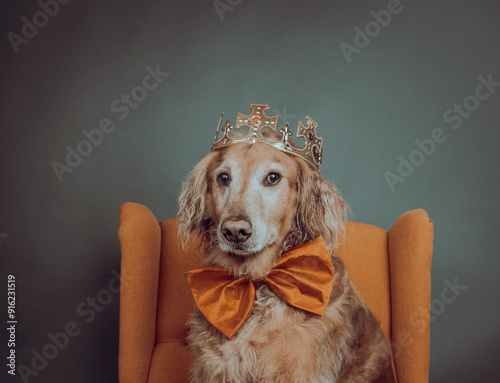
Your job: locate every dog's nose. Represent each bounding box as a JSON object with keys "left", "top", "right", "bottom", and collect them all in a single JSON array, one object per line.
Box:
[{"left": 221, "top": 218, "right": 252, "bottom": 243}]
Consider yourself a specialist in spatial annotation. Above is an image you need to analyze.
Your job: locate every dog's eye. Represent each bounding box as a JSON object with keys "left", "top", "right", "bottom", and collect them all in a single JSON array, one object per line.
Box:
[
  {"left": 265, "top": 172, "right": 281, "bottom": 186},
  {"left": 217, "top": 172, "right": 230, "bottom": 186}
]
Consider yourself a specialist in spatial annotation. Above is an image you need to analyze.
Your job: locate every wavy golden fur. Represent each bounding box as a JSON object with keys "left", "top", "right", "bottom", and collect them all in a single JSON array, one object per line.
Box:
[{"left": 177, "top": 142, "right": 395, "bottom": 382}]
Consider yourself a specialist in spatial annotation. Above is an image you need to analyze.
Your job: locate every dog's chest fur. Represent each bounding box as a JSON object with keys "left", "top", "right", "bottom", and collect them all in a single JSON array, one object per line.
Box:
[
  {"left": 186, "top": 264, "right": 394, "bottom": 383},
  {"left": 187, "top": 274, "right": 356, "bottom": 383}
]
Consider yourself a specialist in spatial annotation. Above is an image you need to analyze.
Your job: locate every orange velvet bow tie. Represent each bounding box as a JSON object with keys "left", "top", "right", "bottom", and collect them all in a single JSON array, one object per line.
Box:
[{"left": 185, "top": 237, "right": 334, "bottom": 339}]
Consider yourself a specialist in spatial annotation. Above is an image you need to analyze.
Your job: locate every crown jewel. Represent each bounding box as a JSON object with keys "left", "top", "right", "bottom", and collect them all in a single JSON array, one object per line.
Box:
[{"left": 212, "top": 104, "right": 323, "bottom": 172}]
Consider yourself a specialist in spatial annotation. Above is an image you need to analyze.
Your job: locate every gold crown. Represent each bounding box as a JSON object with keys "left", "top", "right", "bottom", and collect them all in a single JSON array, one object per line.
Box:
[{"left": 212, "top": 104, "right": 323, "bottom": 172}]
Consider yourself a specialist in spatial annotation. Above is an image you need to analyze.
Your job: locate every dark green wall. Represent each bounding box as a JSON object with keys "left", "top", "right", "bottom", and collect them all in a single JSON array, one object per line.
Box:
[{"left": 1, "top": 0, "right": 499, "bottom": 382}]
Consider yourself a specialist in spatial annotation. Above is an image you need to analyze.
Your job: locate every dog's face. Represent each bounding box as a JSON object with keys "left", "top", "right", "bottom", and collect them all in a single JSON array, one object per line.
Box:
[
  {"left": 178, "top": 142, "right": 348, "bottom": 279},
  {"left": 207, "top": 142, "right": 298, "bottom": 256}
]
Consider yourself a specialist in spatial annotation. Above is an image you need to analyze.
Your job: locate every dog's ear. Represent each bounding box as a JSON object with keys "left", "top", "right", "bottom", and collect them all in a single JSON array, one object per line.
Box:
[
  {"left": 177, "top": 151, "right": 217, "bottom": 248},
  {"left": 296, "top": 159, "right": 350, "bottom": 252}
]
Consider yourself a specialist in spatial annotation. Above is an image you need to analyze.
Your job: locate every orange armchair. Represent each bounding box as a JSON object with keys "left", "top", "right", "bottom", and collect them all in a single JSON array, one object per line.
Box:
[{"left": 118, "top": 203, "right": 433, "bottom": 383}]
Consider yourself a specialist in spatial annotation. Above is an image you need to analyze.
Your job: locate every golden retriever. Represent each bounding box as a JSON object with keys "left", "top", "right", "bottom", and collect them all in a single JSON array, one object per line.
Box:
[{"left": 178, "top": 141, "right": 395, "bottom": 382}]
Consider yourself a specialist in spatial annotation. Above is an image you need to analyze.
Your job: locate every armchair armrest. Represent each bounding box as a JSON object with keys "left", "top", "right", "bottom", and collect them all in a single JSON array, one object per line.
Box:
[
  {"left": 389, "top": 209, "right": 434, "bottom": 383},
  {"left": 118, "top": 202, "right": 161, "bottom": 383}
]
